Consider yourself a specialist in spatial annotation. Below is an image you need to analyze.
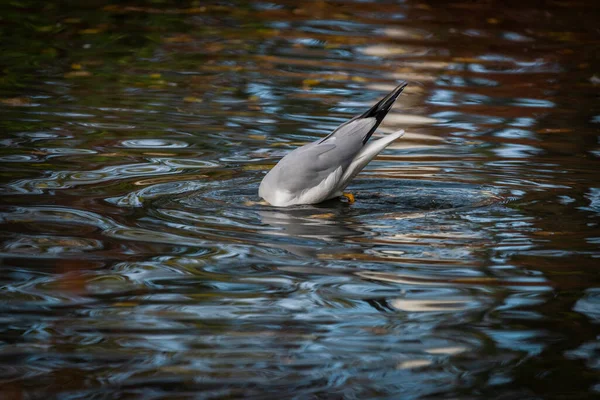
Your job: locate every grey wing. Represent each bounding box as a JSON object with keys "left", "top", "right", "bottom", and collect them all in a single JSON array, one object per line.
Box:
[
  {"left": 319, "top": 117, "right": 376, "bottom": 144},
  {"left": 268, "top": 140, "right": 356, "bottom": 194},
  {"left": 265, "top": 119, "right": 376, "bottom": 194}
]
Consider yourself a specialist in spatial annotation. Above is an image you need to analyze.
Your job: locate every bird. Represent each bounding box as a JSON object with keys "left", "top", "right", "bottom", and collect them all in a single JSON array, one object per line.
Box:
[{"left": 259, "top": 82, "right": 408, "bottom": 207}]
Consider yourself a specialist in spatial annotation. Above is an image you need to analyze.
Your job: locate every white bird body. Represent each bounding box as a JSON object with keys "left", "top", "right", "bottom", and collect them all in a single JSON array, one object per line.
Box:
[{"left": 259, "top": 83, "right": 408, "bottom": 207}]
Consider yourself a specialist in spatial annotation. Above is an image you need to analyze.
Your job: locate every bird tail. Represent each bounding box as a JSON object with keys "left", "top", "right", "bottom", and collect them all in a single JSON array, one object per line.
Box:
[{"left": 338, "top": 129, "right": 406, "bottom": 191}]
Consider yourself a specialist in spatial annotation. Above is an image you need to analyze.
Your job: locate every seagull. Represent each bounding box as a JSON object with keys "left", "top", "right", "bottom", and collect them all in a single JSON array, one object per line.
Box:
[{"left": 259, "top": 82, "right": 407, "bottom": 207}]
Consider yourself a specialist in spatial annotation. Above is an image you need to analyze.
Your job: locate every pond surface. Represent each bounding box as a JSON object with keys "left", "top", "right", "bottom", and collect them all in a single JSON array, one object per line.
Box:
[{"left": 1, "top": 1, "right": 599, "bottom": 398}]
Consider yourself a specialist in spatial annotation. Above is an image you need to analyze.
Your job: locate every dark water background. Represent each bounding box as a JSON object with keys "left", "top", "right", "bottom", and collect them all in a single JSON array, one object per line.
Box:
[{"left": 1, "top": 1, "right": 599, "bottom": 398}]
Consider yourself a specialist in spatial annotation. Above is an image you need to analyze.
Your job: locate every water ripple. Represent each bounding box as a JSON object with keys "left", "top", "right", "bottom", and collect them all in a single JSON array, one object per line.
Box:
[{"left": 1, "top": 0, "right": 599, "bottom": 398}]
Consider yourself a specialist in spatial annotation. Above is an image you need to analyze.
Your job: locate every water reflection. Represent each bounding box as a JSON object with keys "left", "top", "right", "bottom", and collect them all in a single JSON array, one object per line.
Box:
[
  {"left": 257, "top": 206, "right": 362, "bottom": 257},
  {"left": 259, "top": 207, "right": 359, "bottom": 238}
]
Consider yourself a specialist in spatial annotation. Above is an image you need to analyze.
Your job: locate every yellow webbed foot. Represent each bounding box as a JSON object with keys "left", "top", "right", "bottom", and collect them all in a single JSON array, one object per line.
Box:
[
  {"left": 342, "top": 193, "right": 355, "bottom": 204},
  {"left": 243, "top": 200, "right": 270, "bottom": 206}
]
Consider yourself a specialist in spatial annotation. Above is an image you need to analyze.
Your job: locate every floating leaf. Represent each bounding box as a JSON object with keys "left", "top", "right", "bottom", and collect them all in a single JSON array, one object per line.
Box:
[
  {"left": 79, "top": 28, "right": 102, "bottom": 34},
  {"left": 256, "top": 28, "right": 280, "bottom": 36},
  {"left": 243, "top": 200, "right": 268, "bottom": 206},
  {"left": 302, "top": 78, "right": 320, "bottom": 90},
  {"left": 360, "top": 45, "right": 411, "bottom": 57},
  {"left": 242, "top": 164, "right": 270, "bottom": 171},
  {"left": 183, "top": 96, "right": 202, "bottom": 103},
  {"left": 537, "top": 128, "right": 572, "bottom": 134},
  {"left": 35, "top": 25, "right": 55, "bottom": 32},
  {"left": 64, "top": 71, "right": 92, "bottom": 78},
  {"left": 453, "top": 57, "right": 482, "bottom": 63},
  {"left": 308, "top": 213, "right": 335, "bottom": 219},
  {"left": 205, "top": 43, "right": 224, "bottom": 53},
  {"left": 113, "top": 302, "right": 139, "bottom": 307},
  {"left": 333, "top": 13, "right": 349, "bottom": 19},
  {"left": 248, "top": 134, "right": 266, "bottom": 140},
  {"left": 1, "top": 97, "right": 30, "bottom": 106},
  {"left": 183, "top": 7, "right": 207, "bottom": 14}
]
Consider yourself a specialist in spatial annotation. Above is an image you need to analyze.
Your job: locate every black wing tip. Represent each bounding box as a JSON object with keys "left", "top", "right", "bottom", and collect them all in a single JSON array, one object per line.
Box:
[
  {"left": 366, "top": 81, "right": 408, "bottom": 120},
  {"left": 360, "top": 81, "right": 408, "bottom": 144}
]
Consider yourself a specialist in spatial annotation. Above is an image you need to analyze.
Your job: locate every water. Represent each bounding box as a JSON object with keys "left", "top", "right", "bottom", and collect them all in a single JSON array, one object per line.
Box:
[{"left": 1, "top": 1, "right": 599, "bottom": 398}]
